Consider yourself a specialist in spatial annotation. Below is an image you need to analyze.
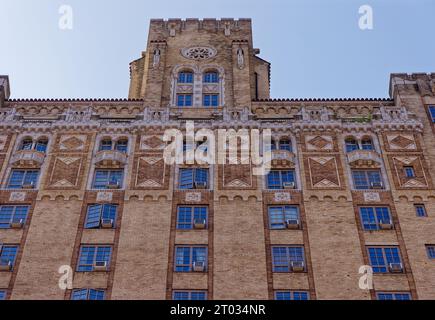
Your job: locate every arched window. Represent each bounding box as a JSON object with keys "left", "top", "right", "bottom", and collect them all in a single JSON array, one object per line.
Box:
[
  {"left": 100, "top": 139, "right": 112, "bottom": 151},
  {"left": 35, "top": 139, "right": 48, "bottom": 153},
  {"left": 115, "top": 140, "right": 128, "bottom": 153},
  {"left": 203, "top": 71, "right": 219, "bottom": 83},
  {"left": 20, "top": 138, "right": 33, "bottom": 151},
  {"left": 178, "top": 71, "right": 194, "bottom": 84},
  {"left": 361, "top": 137, "right": 374, "bottom": 151},
  {"left": 279, "top": 139, "right": 292, "bottom": 152},
  {"left": 345, "top": 138, "right": 359, "bottom": 153}
]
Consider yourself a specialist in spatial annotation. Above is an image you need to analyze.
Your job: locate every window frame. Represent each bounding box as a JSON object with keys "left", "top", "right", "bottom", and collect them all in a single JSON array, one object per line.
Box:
[
  {"left": 428, "top": 105, "right": 435, "bottom": 123},
  {"left": 414, "top": 204, "right": 427, "bottom": 217},
  {"left": 176, "top": 206, "right": 208, "bottom": 230},
  {"left": 268, "top": 206, "right": 300, "bottom": 230},
  {"left": 76, "top": 245, "right": 112, "bottom": 272},
  {"left": 278, "top": 139, "right": 292, "bottom": 152},
  {"left": 376, "top": 292, "right": 411, "bottom": 300},
  {"left": 359, "top": 207, "right": 392, "bottom": 231},
  {"left": 174, "top": 246, "right": 208, "bottom": 273},
  {"left": 271, "top": 246, "right": 306, "bottom": 273},
  {"left": 274, "top": 291, "right": 310, "bottom": 300},
  {"left": 203, "top": 94, "right": 219, "bottom": 107},
  {"left": 178, "top": 72, "right": 194, "bottom": 84},
  {"left": 92, "top": 169, "right": 124, "bottom": 189},
  {"left": 351, "top": 169, "right": 383, "bottom": 190},
  {"left": 178, "top": 168, "right": 209, "bottom": 190},
  {"left": 367, "top": 246, "right": 403, "bottom": 274},
  {"left": 177, "top": 94, "right": 193, "bottom": 107},
  {"left": 0, "top": 205, "right": 29, "bottom": 229},
  {"left": 84, "top": 204, "right": 118, "bottom": 229},
  {"left": 345, "top": 138, "right": 359, "bottom": 153},
  {"left": 0, "top": 245, "right": 19, "bottom": 271},
  {"left": 426, "top": 245, "right": 435, "bottom": 259},
  {"left": 266, "top": 170, "right": 296, "bottom": 189},
  {"left": 173, "top": 290, "right": 208, "bottom": 301},
  {"left": 404, "top": 166, "right": 415, "bottom": 178},
  {"left": 7, "top": 169, "right": 40, "bottom": 189},
  {"left": 71, "top": 288, "right": 106, "bottom": 300},
  {"left": 203, "top": 71, "right": 219, "bottom": 84}
]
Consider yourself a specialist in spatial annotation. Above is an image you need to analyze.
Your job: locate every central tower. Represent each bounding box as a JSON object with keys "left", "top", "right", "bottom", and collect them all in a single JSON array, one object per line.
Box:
[{"left": 128, "top": 18, "right": 270, "bottom": 108}]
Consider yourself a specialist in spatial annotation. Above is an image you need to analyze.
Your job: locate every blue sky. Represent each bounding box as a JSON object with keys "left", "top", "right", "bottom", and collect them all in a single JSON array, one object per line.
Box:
[{"left": 0, "top": 0, "right": 434, "bottom": 99}]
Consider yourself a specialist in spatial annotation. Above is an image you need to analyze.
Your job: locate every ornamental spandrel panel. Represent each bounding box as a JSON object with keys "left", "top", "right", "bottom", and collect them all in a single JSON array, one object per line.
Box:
[
  {"left": 132, "top": 153, "right": 168, "bottom": 189},
  {"left": 304, "top": 155, "right": 342, "bottom": 189},
  {"left": 388, "top": 154, "right": 430, "bottom": 189},
  {"left": 45, "top": 154, "right": 85, "bottom": 189}
]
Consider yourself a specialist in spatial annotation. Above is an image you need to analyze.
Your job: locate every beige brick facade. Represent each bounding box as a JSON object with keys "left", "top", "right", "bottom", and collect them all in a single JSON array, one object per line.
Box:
[{"left": 0, "top": 19, "right": 434, "bottom": 300}]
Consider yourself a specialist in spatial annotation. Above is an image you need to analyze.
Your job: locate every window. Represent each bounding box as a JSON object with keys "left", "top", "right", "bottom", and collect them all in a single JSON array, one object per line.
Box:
[
  {"left": 92, "top": 170, "right": 123, "bottom": 189},
  {"left": 0, "top": 245, "right": 18, "bottom": 271},
  {"left": 177, "top": 94, "right": 193, "bottom": 107},
  {"left": 414, "top": 204, "right": 427, "bottom": 217},
  {"left": 404, "top": 166, "right": 415, "bottom": 178},
  {"left": 173, "top": 291, "right": 207, "bottom": 300},
  {"left": 359, "top": 207, "right": 392, "bottom": 231},
  {"left": 99, "top": 139, "right": 112, "bottom": 151},
  {"left": 367, "top": 247, "right": 402, "bottom": 273},
  {"left": 174, "top": 246, "right": 207, "bottom": 272},
  {"left": 71, "top": 289, "right": 106, "bottom": 300},
  {"left": 77, "top": 246, "right": 112, "bottom": 272},
  {"left": 429, "top": 106, "right": 435, "bottom": 123},
  {"left": 20, "top": 139, "right": 33, "bottom": 151},
  {"left": 266, "top": 170, "right": 296, "bottom": 189},
  {"left": 7, "top": 170, "right": 39, "bottom": 189},
  {"left": 179, "top": 168, "right": 209, "bottom": 189},
  {"left": 376, "top": 292, "right": 411, "bottom": 300},
  {"left": 345, "top": 138, "right": 359, "bottom": 152},
  {"left": 0, "top": 205, "right": 29, "bottom": 229},
  {"left": 426, "top": 245, "right": 435, "bottom": 259},
  {"left": 203, "top": 94, "right": 219, "bottom": 107},
  {"left": 0, "top": 290, "right": 6, "bottom": 300},
  {"left": 264, "top": 139, "right": 276, "bottom": 152},
  {"left": 203, "top": 72, "right": 218, "bottom": 83},
  {"left": 275, "top": 291, "right": 309, "bottom": 300},
  {"left": 279, "top": 139, "right": 292, "bottom": 152},
  {"left": 35, "top": 139, "right": 48, "bottom": 153},
  {"left": 352, "top": 170, "right": 383, "bottom": 190},
  {"left": 178, "top": 72, "right": 193, "bottom": 84},
  {"left": 361, "top": 138, "right": 374, "bottom": 151},
  {"left": 85, "top": 204, "right": 117, "bottom": 229},
  {"left": 176, "top": 206, "right": 208, "bottom": 230},
  {"left": 115, "top": 140, "right": 128, "bottom": 153},
  {"left": 268, "top": 206, "right": 299, "bottom": 230},
  {"left": 271, "top": 246, "right": 305, "bottom": 272}
]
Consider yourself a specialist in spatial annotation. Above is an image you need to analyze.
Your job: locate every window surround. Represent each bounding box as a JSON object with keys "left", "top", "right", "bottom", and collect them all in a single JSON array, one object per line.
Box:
[{"left": 170, "top": 64, "right": 225, "bottom": 108}]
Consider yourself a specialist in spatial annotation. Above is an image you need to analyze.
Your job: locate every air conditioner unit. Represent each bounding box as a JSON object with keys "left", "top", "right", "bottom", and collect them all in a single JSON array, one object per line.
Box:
[
  {"left": 0, "top": 259, "right": 12, "bottom": 271},
  {"left": 379, "top": 220, "right": 393, "bottom": 230},
  {"left": 283, "top": 182, "right": 295, "bottom": 189},
  {"left": 291, "top": 261, "right": 305, "bottom": 272},
  {"left": 370, "top": 181, "right": 383, "bottom": 189},
  {"left": 22, "top": 182, "right": 34, "bottom": 189},
  {"left": 106, "top": 182, "right": 120, "bottom": 189},
  {"left": 285, "top": 219, "right": 300, "bottom": 229},
  {"left": 93, "top": 261, "right": 108, "bottom": 272},
  {"left": 194, "top": 181, "right": 207, "bottom": 189},
  {"left": 193, "top": 219, "right": 206, "bottom": 230},
  {"left": 101, "top": 219, "right": 114, "bottom": 229},
  {"left": 192, "top": 261, "right": 206, "bottom": 272},
  {"left": 10, "top": 219, "right": 24, "bottom": 229},
  {"left": 389, "top": 263, "right": 403, "bottom": 273}
]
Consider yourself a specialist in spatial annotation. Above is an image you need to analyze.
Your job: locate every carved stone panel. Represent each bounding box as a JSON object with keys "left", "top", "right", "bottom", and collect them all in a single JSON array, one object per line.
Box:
[
  {"left": 389, "top": 155, "right": 429, "bottom": 188},
  {"left": 385, "top": 134, "right": 417, "bottom": 151},
  {"left": 304, "top": 135, "right": 334, "bottom": 152},
  {"left": 133, "top": 154, "right": 167, "bottom": 189},
  {"left": 220, "top": 162, "right": 253, "bottom": 189},
  {"left": 47, "top": 154, "right": 84, "bottom": 189},
  {"left": 58, "top": 135, "right": 88, "bottom": 152},
  {"left": 305, "top": 155, "right": 341, "bottom": 188}
]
